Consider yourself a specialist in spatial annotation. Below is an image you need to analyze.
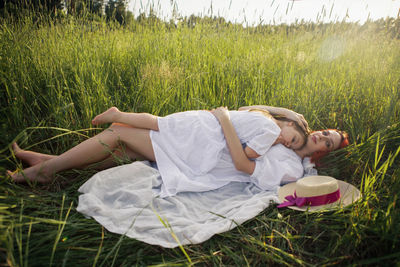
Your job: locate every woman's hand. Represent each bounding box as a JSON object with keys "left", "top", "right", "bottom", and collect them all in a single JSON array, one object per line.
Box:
[
  {"left": 285, "top": 111, "right": 309, "bottom": 131},
  {"left": 211, "top": 106, "right": 230, "bottom": 122}
]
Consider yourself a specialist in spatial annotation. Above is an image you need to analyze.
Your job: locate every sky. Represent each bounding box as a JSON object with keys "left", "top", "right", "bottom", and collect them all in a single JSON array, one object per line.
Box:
[{"left": 128, "top": 0, "right": 400, "bottom": 25}]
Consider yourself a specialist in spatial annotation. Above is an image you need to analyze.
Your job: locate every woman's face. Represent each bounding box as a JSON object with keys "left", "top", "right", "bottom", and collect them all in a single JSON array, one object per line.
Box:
[{"left": 305, "top": 130, "right": 342, "bottom": 153}]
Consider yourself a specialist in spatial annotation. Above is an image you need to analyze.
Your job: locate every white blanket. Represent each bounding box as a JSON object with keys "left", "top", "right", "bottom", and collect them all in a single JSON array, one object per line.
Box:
[{"left": 77, "top": 161, "right": 280, "bottom": 248}]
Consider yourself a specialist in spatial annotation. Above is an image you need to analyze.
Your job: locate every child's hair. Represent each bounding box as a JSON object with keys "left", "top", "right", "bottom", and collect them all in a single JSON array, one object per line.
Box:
[
  {"left": 310, "top": 129, "right": 349, "bottom": 166},
  {"left": 248, "top": 108, "right": 309, "bottom": 149}
]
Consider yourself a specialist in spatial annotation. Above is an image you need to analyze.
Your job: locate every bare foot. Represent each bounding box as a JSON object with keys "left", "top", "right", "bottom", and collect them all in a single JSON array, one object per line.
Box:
[
  {"left": 92, "top": 107, "right": 121, "bottom": 125},
  {"left": 12, "top": 143, "right": 54, "bottom": 167},
  {"left": 7, "top": 164, "right": 53, "bottom": 183}
]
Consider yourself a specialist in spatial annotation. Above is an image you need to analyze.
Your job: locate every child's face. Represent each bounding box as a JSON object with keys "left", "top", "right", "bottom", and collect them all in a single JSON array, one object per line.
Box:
[{"left": 278, "top": 122, "right": 305, "bottom": 150}]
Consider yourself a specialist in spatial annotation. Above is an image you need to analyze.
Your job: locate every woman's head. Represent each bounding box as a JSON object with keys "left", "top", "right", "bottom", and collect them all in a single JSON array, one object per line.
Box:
[{"left": 297, "top": 129, "right": 349, "bottom": 164}]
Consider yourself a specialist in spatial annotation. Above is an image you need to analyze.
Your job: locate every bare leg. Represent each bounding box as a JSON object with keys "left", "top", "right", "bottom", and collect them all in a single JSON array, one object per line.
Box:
[
  {"left": 11, "top": 142, "right": 139, "bottom": 170},
  {"left": 8, "top": 124, "right": 155, "bottom": 183},
  {"left": 87, "top": 145, "right": 142, "bottom": 170},
  {"left": 92, "top": 107, "right": 159, "bottom": 131},
  {"left": 91, "top": 107, "right": 120, "bottom": 125},
  {"left": 11, "top": 143, "right": 54, "bottom": 166}
]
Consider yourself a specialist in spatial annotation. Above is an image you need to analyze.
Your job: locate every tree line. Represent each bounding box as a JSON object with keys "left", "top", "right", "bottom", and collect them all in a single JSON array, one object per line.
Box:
[
  {"left": 0, "top": 0, "right": 131, "bottom": 24},
  {"left": 1, "top": 0, "right": 398, "bottom": 38}
]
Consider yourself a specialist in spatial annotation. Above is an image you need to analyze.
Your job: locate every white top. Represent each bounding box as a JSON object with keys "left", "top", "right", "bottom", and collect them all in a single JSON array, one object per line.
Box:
[{"left": 150, "top": 110, "right": 304, "bottom": 197}]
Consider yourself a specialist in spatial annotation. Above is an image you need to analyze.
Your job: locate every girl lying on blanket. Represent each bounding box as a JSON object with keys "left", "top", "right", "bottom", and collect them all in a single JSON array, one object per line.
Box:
[{"left": 8, "top": 106, "right": 348, "bottom": 197}]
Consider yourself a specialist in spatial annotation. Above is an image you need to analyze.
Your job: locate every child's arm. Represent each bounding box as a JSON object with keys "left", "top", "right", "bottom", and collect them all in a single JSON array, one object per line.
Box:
[
  {"left": 211, "top": 107, "right": 256, "bottom": 175},
  {"left": 92, "top": 107, "right": 159, "bottom": 131},
  {"left": 238, "top": 105, "right": 308, "bottom": 131}
]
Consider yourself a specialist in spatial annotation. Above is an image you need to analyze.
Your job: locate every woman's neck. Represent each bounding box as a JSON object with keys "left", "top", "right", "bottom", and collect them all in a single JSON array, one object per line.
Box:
[{"left": 295, "top": 148, "right": 312, "bottom": 159}]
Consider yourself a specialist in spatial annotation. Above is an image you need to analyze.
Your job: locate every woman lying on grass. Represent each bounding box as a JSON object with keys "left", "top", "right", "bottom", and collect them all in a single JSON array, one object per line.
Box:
[{"left": 8, "top": 105, "right": 348, "bottom": 196}]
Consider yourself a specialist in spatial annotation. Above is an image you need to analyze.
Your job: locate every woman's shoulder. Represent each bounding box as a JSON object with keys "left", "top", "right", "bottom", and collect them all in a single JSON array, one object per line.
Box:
[
  {"left": 249, "top": 144, "right": 303, "bottom": 190},
  {"left": 267, "top": 145, "right": 302, "bottom": 164},
  {"left": 251, "top": 145, "right": 303, "bottom": 174}
]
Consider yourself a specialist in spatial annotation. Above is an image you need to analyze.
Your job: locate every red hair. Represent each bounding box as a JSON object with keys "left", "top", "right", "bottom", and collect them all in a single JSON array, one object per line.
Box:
[{"left": 310, "top": 129, "right": 349, "bottom": 166}]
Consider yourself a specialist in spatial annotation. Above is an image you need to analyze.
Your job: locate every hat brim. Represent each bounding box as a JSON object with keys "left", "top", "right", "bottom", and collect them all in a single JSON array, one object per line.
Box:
[{"left": 278, "top": 179, "right": 361, "bottom": 212}]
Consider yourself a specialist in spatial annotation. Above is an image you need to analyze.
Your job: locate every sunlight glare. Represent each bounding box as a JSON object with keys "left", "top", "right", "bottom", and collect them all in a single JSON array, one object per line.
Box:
[{"left": 318, "top": 36, "right": 346, "bottom": 62}]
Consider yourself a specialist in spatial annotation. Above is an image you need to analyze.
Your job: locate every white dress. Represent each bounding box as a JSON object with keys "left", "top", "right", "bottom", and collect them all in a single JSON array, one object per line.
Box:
[{"left": 150, "top": 110, "right": 303, "bottom": 197}]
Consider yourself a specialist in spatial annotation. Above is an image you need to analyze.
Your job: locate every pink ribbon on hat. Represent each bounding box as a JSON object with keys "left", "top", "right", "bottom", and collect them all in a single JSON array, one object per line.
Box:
[{"left": 277, "top": 189, "right": 341, "bottom": 208}]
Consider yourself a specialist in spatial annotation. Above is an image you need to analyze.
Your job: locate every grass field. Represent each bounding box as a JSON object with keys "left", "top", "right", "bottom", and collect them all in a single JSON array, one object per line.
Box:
[{"left": 1, "top": 14, "right": 400, "bottom": 266}]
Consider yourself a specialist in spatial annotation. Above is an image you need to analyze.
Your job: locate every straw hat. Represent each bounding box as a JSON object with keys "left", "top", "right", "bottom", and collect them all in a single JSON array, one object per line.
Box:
[{"left": 278, "top": 176, "right": 361, "bottom": 212}]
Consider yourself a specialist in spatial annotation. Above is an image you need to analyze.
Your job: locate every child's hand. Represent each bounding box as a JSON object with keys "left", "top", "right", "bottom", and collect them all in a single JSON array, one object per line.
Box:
[
  {"left": 273, "top": 134, "right": 291, "bottom": 148},
  {"left": 273, "top": 135, "right": 284, "bottom": 146},
  {"left": 211, "top": 107, "right": 230, "bottom": 121}
]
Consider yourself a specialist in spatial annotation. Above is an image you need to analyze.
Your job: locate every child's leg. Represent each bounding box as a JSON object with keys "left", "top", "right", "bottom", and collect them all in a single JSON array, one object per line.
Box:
[
  {"left": 92, "top": 107, "right": 159, "bottom": 131},
  {"left": 8, "top": 123, "right": 155, "bottom": 183}
]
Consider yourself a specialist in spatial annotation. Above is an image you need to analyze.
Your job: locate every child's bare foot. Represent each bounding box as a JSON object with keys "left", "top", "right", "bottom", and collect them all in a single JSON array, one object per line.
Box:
[
  {"left": 12, "top": 143, "right": 53, "bottom": 167},
  {"left": 92, "top": 107, "right": 121, "bottom": 125},
  {"left": 7, "top": 164, "right": 53, "bottom": 183}
]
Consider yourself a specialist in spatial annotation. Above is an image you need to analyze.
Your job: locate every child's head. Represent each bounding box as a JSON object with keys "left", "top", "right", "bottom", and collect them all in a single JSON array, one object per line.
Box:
[
  {"left": 248, "top": 108, "right": 309, "bottom": 150},
  {"left": 275, "top": 117, "right": 309, "bottom": 150}
]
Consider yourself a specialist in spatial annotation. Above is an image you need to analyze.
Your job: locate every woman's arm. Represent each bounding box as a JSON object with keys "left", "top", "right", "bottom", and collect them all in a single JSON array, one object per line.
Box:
[
  {"left": 238, "top": 105, "right": 308, "bottom": 131},
  {"left": 211, "top": 107, "right": 256, "bottom": 175},
  {"left": 244, "top": 146, "right": 260, "bottom": 159}
]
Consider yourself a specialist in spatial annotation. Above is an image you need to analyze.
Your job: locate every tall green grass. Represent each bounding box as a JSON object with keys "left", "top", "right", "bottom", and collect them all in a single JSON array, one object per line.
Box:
[{"left": 1, "top": 15, "right": 400, "bottom": 265}]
